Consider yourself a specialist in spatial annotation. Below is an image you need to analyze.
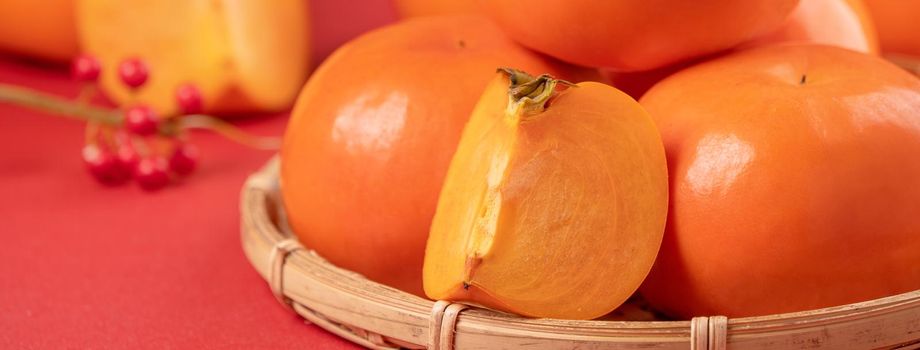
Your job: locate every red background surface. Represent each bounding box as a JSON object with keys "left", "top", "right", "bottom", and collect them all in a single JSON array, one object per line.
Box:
[{"left": 0, "top": 1, "right": 396, "bottom": 348}]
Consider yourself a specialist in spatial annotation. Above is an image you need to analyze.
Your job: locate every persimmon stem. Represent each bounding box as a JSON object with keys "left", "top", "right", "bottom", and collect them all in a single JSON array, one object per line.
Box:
[
  {"left": 0, "top": 82, "right": 281, "bottom": 150},
  {"left": 498, "top": 67, "right": 572, "bottom": 117}
]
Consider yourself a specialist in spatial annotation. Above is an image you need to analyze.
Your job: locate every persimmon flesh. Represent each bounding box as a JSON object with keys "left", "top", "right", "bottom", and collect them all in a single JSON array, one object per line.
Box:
[
  {"left": 484, "top": 0, "right": 799, "bottom": 71},
  {"left": 640, "top": 45, "right": 920, "bottom": 318},
  {"left": 282, "top": 16, "right": 590, "bottom": 297},
  {"left": 424, "top": 69, "right": 668, "bottom": 319},
  {"left": 77, "top": 0, "right": 310, "bottom": 115}
]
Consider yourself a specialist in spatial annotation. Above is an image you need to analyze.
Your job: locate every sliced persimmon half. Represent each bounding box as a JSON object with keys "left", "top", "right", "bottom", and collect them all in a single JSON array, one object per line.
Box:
[{"left": 423, "top": 69, "right": 668, "bottom": 320}]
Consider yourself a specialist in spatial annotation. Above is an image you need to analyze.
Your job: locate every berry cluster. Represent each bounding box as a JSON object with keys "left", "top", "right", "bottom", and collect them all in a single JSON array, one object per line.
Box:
[{"left": 72, "top": 55, "right": 203, "bottom": 191}]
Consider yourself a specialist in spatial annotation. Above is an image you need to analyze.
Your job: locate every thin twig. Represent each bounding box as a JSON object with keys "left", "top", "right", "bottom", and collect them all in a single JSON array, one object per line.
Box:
[
  {"left": 0, "top": 82, "right": 281, "bottom": 150},
  {"left": 181, "top": 115, "right": 282, "bottom": 150},
  {"left": 0, "top": 83, "right": 121, "bottom": 125}
]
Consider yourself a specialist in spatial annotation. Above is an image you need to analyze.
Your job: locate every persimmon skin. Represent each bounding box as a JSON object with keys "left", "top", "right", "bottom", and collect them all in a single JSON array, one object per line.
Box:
[
  {"left": 281, "top": 16, "right": 587, "bottom": 297},
  {"left": 746, "top": 0, "right": 879, "bottom": 54},
  {"left": 639, "top": 45, "right": 920, "bottom": 318},
  {"left": 0, "top": 0, "right": 78, "bottom": 62},
  {"left": 865, "top": 0, "right": 920, "bottom": 57},
  {"left": 607, "top": 0, "right": 878, "bottom": 100},
  {"left": 484, "top": 0, "right": 799, "bottom": 71},
  {"left": 423, "top": 71, "right": 668, "bottom": 319}
]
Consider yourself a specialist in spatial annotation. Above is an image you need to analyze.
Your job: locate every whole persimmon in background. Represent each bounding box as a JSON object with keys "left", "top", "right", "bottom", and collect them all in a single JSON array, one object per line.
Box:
[
  {"left": 393, "top": 0, "right": 477, "bottom": 17},
  {"left": 0, "top": 0, "right": 78, "bottom": 62},
  {"left": 77, "top": 0, "right": 311, "bottom": 115},
  {"left": 281, "top": 16, "right": 589, "bottom": 296},
  {"left": 865, "top": 0, "right": 920, "bottom": 57},
  {"left": 602, "top": 59, "right": 703, "bottom": 100},
  {"left": 639, "top": 44, "right": 920, "bottom": 318},
  {"left": 484, "top": 0, "right": 799, "bottom": 71},
  {"left": 746, "top": 0, "right": 878, "bottom": 54},
  {"left": 606, "top": 0, "right": 878, "bottom": 100}
]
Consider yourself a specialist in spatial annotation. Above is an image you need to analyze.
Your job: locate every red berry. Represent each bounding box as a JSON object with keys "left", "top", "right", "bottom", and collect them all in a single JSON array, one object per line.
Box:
[
  {"left": 175, "top": 83, "right": 203, "bottom": 115},
  {"left": 82, "top": 144, "right": 130, "bottom": 185},
  {"left": 124, "top": 105, "right": 160, "bottom": 136},
  {"left": 169, "top": 143, "right": 199, "bottom": 176},
  {"left": 115, "top": 143, "right": 140, "bottom": 173},
  {"left": 71, "top": 55, "right": 101, "bottom": 82},
  {"left": 118, "top": 58, "right": 149, "bottom": 88},
  {"left": 135, "top": 157, "right": 170, "bottom": 191}
]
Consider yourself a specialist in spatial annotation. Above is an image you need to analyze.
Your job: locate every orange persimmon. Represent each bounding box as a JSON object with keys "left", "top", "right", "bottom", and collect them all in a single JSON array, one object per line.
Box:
[
  {"left": 746, "top": 0, "right": 879, "bottom": 54},
  {"left": 76, "top": 0, "right": 310, "bottom": 115},
  {"left": 865, "top": 0, "right": 920, "bottom": 75},
  {"left": 483, "top": 0, "right": 799, "bottom": 71},
  {"left": 639, "top": 45, "right": 920, "bottom": 318},
  {"left": 0, "top": 0, "right": 78, "bottom": 62},
  {"left": 602, "top": 59, "right": 702, "bottom": 100},
  {"left": 394, "top": 0, "right": 477, "bottom": 17},
  {"left": 865, "top": 0, "right": 920, "bottom": 57},
  {"left": 423, "top": 69, "right": 668, "bottom": 319},
  {"left": 281, "top": 16, "right": 590, "bottom": 296},
  {"left": 607, "top": 0, "right": 879, "bottom": 100}
]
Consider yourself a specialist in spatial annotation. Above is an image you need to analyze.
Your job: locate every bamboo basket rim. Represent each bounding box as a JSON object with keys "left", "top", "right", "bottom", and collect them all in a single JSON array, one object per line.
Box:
[{"left": 240, "top": 156, "right": 920, "bottom": 350}]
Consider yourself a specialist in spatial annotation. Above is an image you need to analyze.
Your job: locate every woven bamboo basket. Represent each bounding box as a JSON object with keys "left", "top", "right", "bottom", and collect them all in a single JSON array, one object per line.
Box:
[{"left": 240, "top": 156, "right": 920, "bottom": 350}]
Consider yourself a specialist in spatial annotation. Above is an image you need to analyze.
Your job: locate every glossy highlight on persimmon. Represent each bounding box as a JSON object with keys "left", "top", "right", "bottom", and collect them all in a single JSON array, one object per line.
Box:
[
  {"left": 639, "top": 44, "right": 920, "bottom": 318},
  {"left": 281, "top": 16, "right": 590, "bottom": 297},
  {"left": 423, "top": 69, "right": 668, "bottom": 319}
]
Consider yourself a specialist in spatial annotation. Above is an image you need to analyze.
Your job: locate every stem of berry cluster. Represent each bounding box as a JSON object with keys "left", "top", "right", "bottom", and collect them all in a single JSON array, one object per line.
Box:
[
  {"left": 0, "top": 83, "right": 121, "bottom": 125},
  {"left": 0, "top": 82, "right": 281, "bottom": 150}
]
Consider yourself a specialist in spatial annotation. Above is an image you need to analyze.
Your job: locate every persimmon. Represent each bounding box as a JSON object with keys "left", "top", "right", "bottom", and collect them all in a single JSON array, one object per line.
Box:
[
  {"left": 865, "top": 0, "right": 920, "bottom": 75},
  {"left": 602, "top": 59, "right": 701, "bottom": 100},
  {"left": 865, "top": 0, "right": 920, "bottom": 57},
  {"left": 0, "top": 0, "right": 78, "bottom": 62},
  {"left": 483, "top": 0, "right": 799, "bottom": 71},
  {"left": 423, "top": 69, "right": 668, "bottom": 319},
  {"left": 76, "top": 0, "right": 310, "bottom": 115},
  {"left": 746, "top": 0, "right": 879, "bottom": 54},
  {"left": 639, "top": 45, "right": 920, "bottom": 318},
  {"left": 606, "top": 0, "right": 878, "bottom": 100},
  {"left": 394, "top": 0, "right": 477, "bottom": 17},
  {"left": 281, "top": 16, "right": 590, "bottom": 296}
]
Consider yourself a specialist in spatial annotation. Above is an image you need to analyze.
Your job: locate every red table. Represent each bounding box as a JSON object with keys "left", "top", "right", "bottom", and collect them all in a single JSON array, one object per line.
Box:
[{"left": 0, "top": 1, "right": 395, "bottom": 348}]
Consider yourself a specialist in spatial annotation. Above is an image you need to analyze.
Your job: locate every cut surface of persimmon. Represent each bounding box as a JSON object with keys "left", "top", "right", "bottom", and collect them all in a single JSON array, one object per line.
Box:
[
  {"left": 77, "top": 0, "right": 310, "bottom": 115},
  {"left": 484, "top": 0, "right": 799, "bottom": 71},
  {"left": 423, "top": 69, "right": 668, "bottom": 319},
  {"left": 639, "top": 44, "right": 920, "bottom": 318},
  {"left": 0, "top": 0, "right": 78, "bottom": 62}
]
